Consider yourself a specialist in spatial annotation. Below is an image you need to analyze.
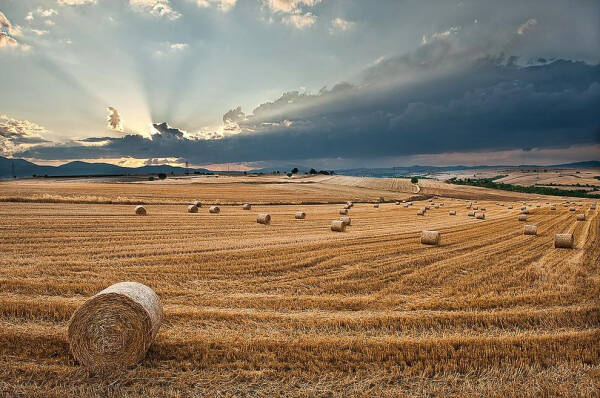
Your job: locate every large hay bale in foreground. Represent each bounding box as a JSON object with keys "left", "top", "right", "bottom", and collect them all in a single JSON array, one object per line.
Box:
[
  {"left": 523, "top": 225, "right": 537, "bottom": 235},
  {"left": 242, "top": 203, "right": 251, "bottom": 210},
  {"left": 135, "top": 205, "right": 147, "bottom": 215},
  {"left": 68, "top": 282, "right": 162, "bottom": 371},
  {"left": 476, "top": 212, "right": 485, "bottom": 220},
  {"left": 576, "top": 213, "right": 586, "bottom": 221},
  {"left": 187, "top": 205, "right": 198, "bottom": 213},
  {"left": 339, "top": 209, "right": 348, "bottom": 215},
  {"left": 331, "top": 220, "right": 346, "bottom": 232},
  {"left": 554, "top": 233, "right": 574, "bottom": 248},
  {"left": 340, "top": 216, "right": 351, "bottom": 226},
  {"left": 257, "top": 213, "right": 271, "bottom": 225},
  {"left": 209, "top": 206, "right": 220, "bottom": 214},
  {"left": 421, "top": 230, "right": 440, "bottom": 245},
  {"left": 295, "top": 211, "right": 306, "bottom": 219}
]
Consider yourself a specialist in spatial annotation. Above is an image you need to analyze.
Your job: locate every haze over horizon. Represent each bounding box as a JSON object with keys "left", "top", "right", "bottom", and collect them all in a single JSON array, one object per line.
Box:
[{"left": 1, "top": 0, "right": 599, "bottom": 170}]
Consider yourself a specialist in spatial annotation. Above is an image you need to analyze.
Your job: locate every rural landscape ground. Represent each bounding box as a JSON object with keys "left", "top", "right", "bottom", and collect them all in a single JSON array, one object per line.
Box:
[{"left": 0, "top": 174, "right": 598, "bottom": 397}]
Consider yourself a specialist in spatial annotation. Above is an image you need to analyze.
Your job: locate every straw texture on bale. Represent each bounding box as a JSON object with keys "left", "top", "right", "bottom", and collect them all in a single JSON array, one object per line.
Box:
[
  {"left": 242, "top": 203, "right": 251, "bottom": 210},
  {"left": 257, "top": 213, "right": 271, "bottom": 225},
  {"left": 330, "top": 220, "right": 346, "bottom": 232},
  {"left": 187, "top": 205, "right": 198, "bottom": 213},
  {"left": 295, "top": 211, "right": 306, "bottom": 219},
  {"left": 449, "top": 210, "right": 456, "bottom": 215},
  {"left": 421, "top": 230, "right": 441, "bottom": 245},
  {"left": 468, "top": 211, "right": 475, "bottom": 217},
  {"left": 67, "top": 282, "right": 162, "bottom": 371},
  {"left": 576, "top": 213, "right": 586, "bottom": 221},
  {"left": 554, "top": 233, "right": 574, "bottom": 249},
  {"left": 340, "top": 216, "right": 351, "bottom": 226},
  {"left": 476, "top": 213, "right": 485, "bottom": 220},
  {"left": 339, "top": 209, "right": 348, "bottom": 215},
  {"left": 209, "top": 206, "right": 220, "bottom": 214},
  {"left": 135, "top": 205, "right": 147, "bottom": 215},
  {"left": 523, "top": 225, "right": 538, "bottom": 235}
]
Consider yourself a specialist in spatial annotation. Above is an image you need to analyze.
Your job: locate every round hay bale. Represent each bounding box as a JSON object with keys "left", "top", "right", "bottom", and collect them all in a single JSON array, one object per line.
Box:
[
  {"left": 417, "top": 209, "right": 425, "bottom": 216},
  {"left": 425, "top": 206, "right": 431, "bottom": 210},
  {"left": 187, "top": 205, "right": 198, "bottom": 213},
  {"left": 520, "top": 206, "right": 526, "bottom": 211},
  {"left": 476, "top": 212, "right": 485, "bottom": 220},
  {"left": 434, "top": 205, "right": 439, "bottom": 209},
  {"left": 346, "top": 201, "right": 353, "bottom": 208},
  {"left": 468, "top": 211, "right": 475, "bottom": 217},
  {"left": 192, "top": 200, "right": 202, "bottom": 207},
  {"left": 339, "top": 209, "right": 348, "bottom": 215},
  {"left": 569, "top": 207, "right": 576, "bottom": 212},
  {"left": 421, "top": 230, "right": 440, "bottom": 245},
  {"left": 67, "top": 282, "right": 162, "bottom": 371},
  {"left": 209, "top": 206, "right": 220, "bottom": 214},
  {"left": 257, "top": 213, "right": 271, "bottom": 225},
  {"left": 135, "top": 205, "right": 147, "bottom": 215},
  {"left": 536, "top": 204, "right": 541, "bottom": 208},
  {"left": 518, "top": 214, "right": 528, "bottom": 221},
  {"left": 521, "top": 209, "right": 529, "bottom": 215},
  {"left": 550, "top": 206, "right": 556, "bottom": 210},
  {"left": 576, "top": 213, "right": 586, "bottom": 221},
  {"left": 373, "top": 204, "right": 379, "bottom": 208},
  {"left": 523, "top": 225, "right": 537, "bottom": 235},
  {"left": 473, "top": 206, "right": 479, "bottom": 210},
  {"left": 340, "top": 216, "right": 351, "bottom": 226},
  {"left": 449, "top": 210, "right": 456, "bottom": 215},
  {"left": 395, "top": 201, "right": 401, "bottom": 205},
  {"left": 343, "top": 205, "right": 351, "bottom": 210},
  {"left": 295, "top": 211, "right": 306, "bottom": 219},
  {"left": 480, "top": 207, "right": 486, "bottom": 211},
  {"left": 554, "top": 233, "right": 574, "bottom": 248},
  {"left": 242, "top": 203, "right": 251, "bottom": 210},
  {"left": 403, "top": 203, "right": 409, "bottom": 208},
  {"left": 331, "top": 220, "right": 346, "bottom": 232},
  {"left": 507, "top": 205, "right": 513, "bottom": 209}
]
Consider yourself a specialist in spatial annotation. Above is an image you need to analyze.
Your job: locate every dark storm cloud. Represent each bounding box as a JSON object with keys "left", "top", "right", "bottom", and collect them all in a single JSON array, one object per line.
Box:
[{"left": 16, "top": 36, "right": 600, "bottom": 163}]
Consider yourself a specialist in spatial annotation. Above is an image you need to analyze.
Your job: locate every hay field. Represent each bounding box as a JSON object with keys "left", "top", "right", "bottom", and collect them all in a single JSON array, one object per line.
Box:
[{"left": 0, "top": 177, "right": 598, "bottom": 397}]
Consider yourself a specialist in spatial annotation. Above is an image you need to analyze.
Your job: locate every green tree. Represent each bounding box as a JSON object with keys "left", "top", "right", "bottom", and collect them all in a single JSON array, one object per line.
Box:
[{"left": 411, "top": 177, "right": 419, "bottom": 184}]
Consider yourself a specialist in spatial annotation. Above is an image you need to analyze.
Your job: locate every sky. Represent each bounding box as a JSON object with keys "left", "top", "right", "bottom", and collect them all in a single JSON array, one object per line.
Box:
[{"left": 1, "top": 0, "right": 599, "bottom": 169}]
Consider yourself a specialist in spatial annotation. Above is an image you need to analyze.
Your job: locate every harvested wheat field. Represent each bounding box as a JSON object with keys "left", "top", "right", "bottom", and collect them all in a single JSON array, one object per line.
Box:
[{"left": 0, "top": 176, "right": 599, "bottom": 397}]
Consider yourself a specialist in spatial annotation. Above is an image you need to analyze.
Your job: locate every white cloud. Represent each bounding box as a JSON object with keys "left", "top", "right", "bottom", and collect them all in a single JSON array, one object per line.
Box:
[
  {"left": 262, "top": 0, "right": 320, "bottom": 29},
  {"left": 25, "top": 12, "right": 34, "bottom": 21},
  {"left": 329, "top": 17, "right": 354, "bottom": 34},
  {"left": 153, "top": 41, "right": 190, "bottom": 56},
  {"left": 44, "top": 20, "right": 56, "bottom": 26},
  {"left": 517, "top": 18, "right": 537, "bottom": 35},
  {"left": 129, "top": 0, "right": 182, "bottom": 20},
  {"left": 421, "top": 26, "right": 460, "bottom": 44},
  {"left": 282, "top": 11, "right": 316, "bottom": 29},
  {"left": 57, "top": 0, "right": 97, "bottom": 5},
  {"left": 169, "top": 42, "right": 188, "bottom": 51},
  {"left": 195, "top": 0, "right": 237, "bottom": 12},
  {"left": 31, "top": 29, "right": 50, "bottom": 36},
  {"left": 36, "top": 7, "right": 59, "bottom": 17},
  {"left": 0, "top": 115, "right": 49, "bottom": 156},
  {"left": 0, "top": 11, "right": 30, "bottom": 51}
]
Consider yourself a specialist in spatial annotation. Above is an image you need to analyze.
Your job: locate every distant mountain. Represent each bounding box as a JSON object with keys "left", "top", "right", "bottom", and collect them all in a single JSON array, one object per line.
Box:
[
  {"left": 0, "top": 156, "right": 212, "bottom": 178},
  {"left": 1, "top": 156, "right": 598, "bottom": 179}
]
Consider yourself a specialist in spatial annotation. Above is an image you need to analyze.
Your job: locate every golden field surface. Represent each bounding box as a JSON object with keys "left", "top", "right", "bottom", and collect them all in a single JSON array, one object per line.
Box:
[{"left": 0, "top": 176, "right": 598, "bottom": 397}]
